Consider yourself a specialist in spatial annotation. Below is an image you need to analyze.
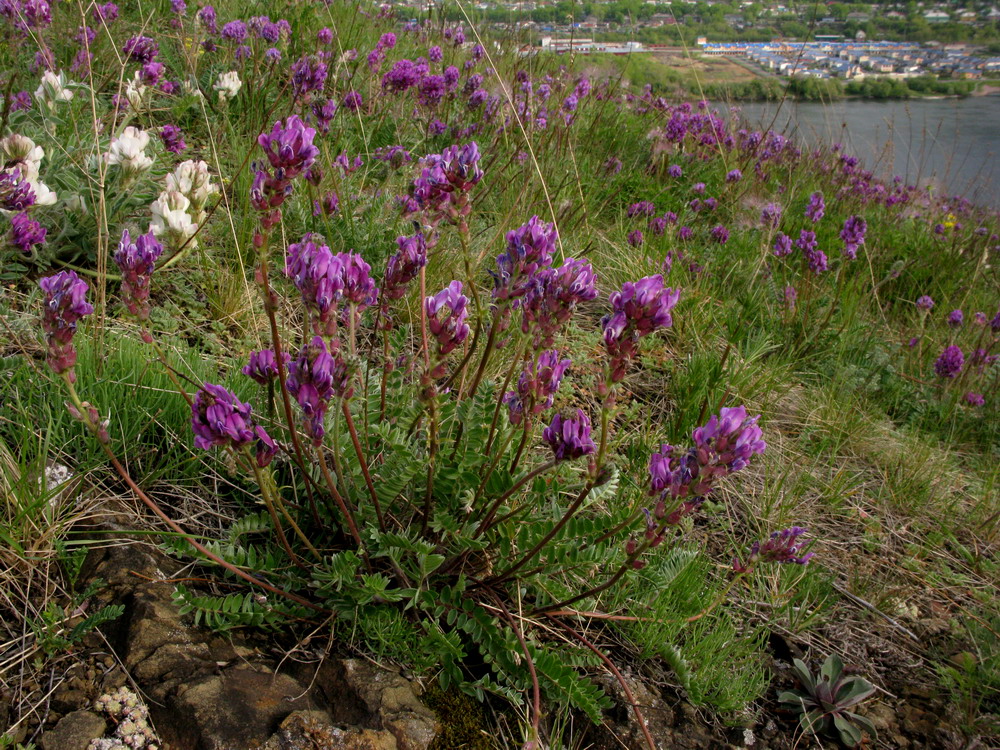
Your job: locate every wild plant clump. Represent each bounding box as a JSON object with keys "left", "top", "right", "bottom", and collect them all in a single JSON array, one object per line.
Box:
[{"left": 5, "top": 0, "right": 999, "bottom": 745}]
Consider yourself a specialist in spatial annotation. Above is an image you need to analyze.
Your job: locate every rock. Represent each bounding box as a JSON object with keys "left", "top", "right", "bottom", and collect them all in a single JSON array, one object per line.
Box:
[
  {"left": 163, "top": 665, "right": 324, "bottom": 750},
  {"left": 41, "top": 710, "right": 107, "bottom": 750},
  {"left": 263, "top": 711, "right": 398, "bottom": 750},
  {"left": 588, "top": 672, "right": 680, "bottom": 750},
  {"left": 315, "top": 660, "right": 437, "bottom": 750},
  {"left": 50, "top": 689, "right": 89, "bottom": 715}
]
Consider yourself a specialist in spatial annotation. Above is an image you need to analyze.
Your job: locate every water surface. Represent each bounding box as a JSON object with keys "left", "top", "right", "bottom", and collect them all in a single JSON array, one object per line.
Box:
[{"left": 733, "top": 97, "right": 1000, "bottom": 208}]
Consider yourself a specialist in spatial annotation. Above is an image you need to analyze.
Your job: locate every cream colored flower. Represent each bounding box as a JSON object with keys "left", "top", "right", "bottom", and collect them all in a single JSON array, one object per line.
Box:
[
  {"left": 35, "top": 70, "right": 75, "bottom": 111},
  {"left": 150, "top": 190, "right": 198, "bottom": 250},
  {"left": 214, "top": 71, "right": 241, "bottom": 102},
  {"left": 125, "top": 70, "right": 148, "bottom": 110},
  {"left": 165, "top": 160, "right": 218, "bottom": 221},
  {"left": 106, "top": 126, "right": 154, "bottom": 180}
]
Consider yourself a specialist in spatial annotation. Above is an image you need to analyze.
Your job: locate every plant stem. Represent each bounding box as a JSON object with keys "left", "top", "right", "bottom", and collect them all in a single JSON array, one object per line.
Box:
[
  {"left": 342, "top": 398, "right": 385, "bottom": 530},
  {"left": 474, "top": 459, "right": 558, "bottom": 540}
]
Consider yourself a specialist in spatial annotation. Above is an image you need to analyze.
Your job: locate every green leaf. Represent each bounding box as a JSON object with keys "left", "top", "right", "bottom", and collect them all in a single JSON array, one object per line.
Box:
[
  {"left": 820, "top": 654, "right": 843, "bottom": 684},
  {"left": 835, "top": 676, "right": 876, "bottom": 708},
  {"left": 833, "top": 714, "right": 863, "bottom": 747},
  {"left": 791, "top": 658, "right": 816, "bottom": 692}
]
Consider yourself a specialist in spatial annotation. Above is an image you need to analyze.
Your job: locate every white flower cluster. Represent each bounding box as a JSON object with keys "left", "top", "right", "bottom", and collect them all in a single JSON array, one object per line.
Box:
[
  {"left": 149, "top": 160, "right": 218, "bottom": 252},
  {"left": 89, "top": 687, "right": 160, "bottom": 750},
  {"left": 106, "top": 126, "right": 154, "bottom": 183},
  {"left": 214, "top": 71, "right": 241, "bottom": 102},
  {"left": 165, "top": 159, "right": 218, "bottom": 224},
  {"left": 0, "top": 133, "right": 58, "bottom": 206},
  {"left": 125, "top": 70, "right": 149, "bottom": 111},
  {"left": 34, "top": 70, "right": 76, "bottom": 112}
]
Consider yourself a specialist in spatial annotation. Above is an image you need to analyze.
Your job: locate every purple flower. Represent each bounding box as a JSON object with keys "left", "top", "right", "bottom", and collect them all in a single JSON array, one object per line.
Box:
[
  {"left": 492, "top": 216, "right": 557, "bottom": 302},
  {"left": 171, "top": 0, "right": 186, "bottom": 14},
  {"left": 965, "top": 392, "right": 985, "bottom": 407},
  {"left": 317, "top": 27, "right": 333, "bottom": 44},
  {"left": 916, "top": 295, "right": 935, "bottom": 310},
  {"left": 265, "top": 47, "right": 282, "bottom": 63},
  {"left": 338, "top": 252, "right": 379, "bottom": 310},
  {"left": 773, "top": 233, "right": 793, "bottom": 257},
  {"left": 39, "top": 271, "right": 94, "bottom": 379},
  {"left": 383, "top": 58, "right": 423, "bottom": 92},
  {"left": 761, "top": 202, "right": 782, "bottom": 229},
  {"left": 428, "top": 45, "right": 443, "bottom": 62},
  {"left": 805, "top": 191, "right": 825, "bottom": 222},
  {"left": 627, "top": 229, "right": 644, "bottom": 247},
  {"left": 286, "top": 336, "right": 348, "bottom": 445},
  {"left": 667, "top": 164, "right": 682, "bottom": 178},
  {"left": 710, "top": 225, "right": 729, "bottom": 244},
  {"left": 382, "top": 233, "right": 427, "bottom": 301},
  {"left": 191, "top": 382, "right": 260, "bottom": 451},
  {"left": 839, "top": 215, "right": 866, "bottom": 259},
  {"left": 649, "top": 217, "right": 667, "bottom": 237},
  {"left": 796, "top": 230, "right": 827, "bottom": 273},
  {"left": 243, "top": 349, "right": 289, "bottom": 384},
  {"left": 9, "top": 212, "right": 46, "bottom": 254},
  {"left": 123, "top": 35, "right": 158, "bottom": 63},
  {"left": 312, "top": 98, "right": 338, "bottom": 134},
  {"left": 410, "top": 142, "right": 483, "bottom": 224},
  {"left": 692, "top": 405, "right": 766, "bottom": 476},
  {"left": 425, "top": 281, "right": 470, "bottom": 359},
  {"left": 934, "top": 345, "right": 964, "bottom": 378},
  {"left": 220, "top": 20, "right": 248, "bottom": 42},
  {"left": 197, "top": 5, "right": 216, "bottom": 32},
  {"left": 291, "top": 55, "right": 328, "bottom": 99},
  {"left": 418, "top": 75, "right": 447, "bottom": 107},
  {"left": 603, "top": 275, "right": 680, "bottom": 384},
  {"left": 312, "top": 191, "right": 339, "bottom": 216},
  {"left": 692, "top": 182, "right": 706, "bottom": 195},
  {"left": 947, "top": 309, "right": 964, "bottom": 328},
  {"left": 605, "top": 157, "right": 624, "bottom": 175},
  {"left": 521, "top": 258, "right": 598, "bottom": 348},
  {"left": 505, "top": 349, "right": 571, "bottom": 424},
  {"left": 92, "top": 2, "right": 118, "bottom": 22},
  {"left": 992, "top": 310, "right": 1000, "bottom": 332},
  {"left": 974, "top": 312, "right": 987, "bottom": 326},
  {"left": 258, "top": 115, "right": 319, "bottom": 179},
  {"left": 543, "top": 409, "right": 595, "bottom": 461},
  {"left": 285, "top": 237, "right": 341, "bottom": 332},
  {"left": 677, "top": 226, "right": 693, "bottom": 241},
  {"left": 159, "top": 124, "right": 186, "bottom": 154},
  {"left": 113, "top": 230, "right": 163, "bottom": 321},
  {"left": 0, "top": 168, "right": 35, "bottom": 211},
  {"left": 736, "top": 527, "right": 813, "bottom": 572},
  {"left": 725, "top": 169, "right": 742, "bottom": 183},
  {"left": 627, "top": 201, "right": 656, "bottom": 218}
]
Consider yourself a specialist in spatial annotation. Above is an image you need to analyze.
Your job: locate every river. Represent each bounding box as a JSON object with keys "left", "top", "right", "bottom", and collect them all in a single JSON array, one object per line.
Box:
[{"left": 730, "top": 96, "right": 1000, "bottom": 209}]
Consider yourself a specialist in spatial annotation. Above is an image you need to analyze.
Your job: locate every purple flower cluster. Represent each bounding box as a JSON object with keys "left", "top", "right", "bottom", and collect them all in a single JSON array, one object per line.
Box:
[
  {"left": 504, "top": 350, "right": 571, "bottom": 425},
  {"left": 805, "top": 191, "right": 825, "bottom": 223},
  {"left": 796, "top": 230, "right": 827, "bottom": 273},
  {"left": 542, "top": 409, "right": 595, "bottom": 461},
  {"left": 382, "top": 233, "right": 428, "bottom": 301},
  {"left": 947, "top": 309, "right": 964, "bottom": 328},
  {"left": 9, "top": 212, "right": 46, "bottom": 254},
  {"left": 409, "top": 142, "right": 483, "bottom": 225},
  {"left": 291, "top": 55, "right": 328, "bottom": 100},
  {"left": 773, "top": 233, "right": 793, "bottom": 257},
  {"left": 916, "top": 295, "right": 935, "bottom": 311},
  {"left": 159, "top": 124, "right": 186, "bottom": 154},
  {"left": 123, "top": 35, "right": 159, "bottom": 63},
  {"left": 839, "top": 215, "right": 866, "bottom": 259},
  {"left": 627, "top": 201, "right": 656, "bottom": 218},
  {"left": 39, "top": 271, "right": 94, "bottom": 380},
  {"left": 243, "top": 349, "right": 289, "bottom": 384},
  {"left": 286, "top": 336, "right": 349, "bottom": 444},
  {"left": 710, "top": 225, "right": 729, "bottom": 244},
  {"left": 520, "top": 258, "right": 598, "bottom": 348},
  {"left": 735, "top": 527, "right": 813, "bottom": 572},
  {"left": 285, "top": 237, "right": 379, "bottom": 334},
  {"left": 0, "top": 168, "right": 35, "bottom": 211},
  {"left": 257, "top": 115, "right": 319, "bottom": 179},
  {"left": 646, "top": 406, "right": 765, "bottom": 524},
  {"left": 602, "top": 275, "right": 680, "bottom": 384},
  {"left": 964, "top": 392, "right": 985, "bottom": 407},
  {"left": 492, "top": 215, "right": 557, "bottom": 302},
  {"left": 934, "top": 345, "right": 964, "bottom": 378},
  {"left": 761, "top": 202, "right": 783, "bottom": 229},
  {"left": 425, "top": 281, "right": 470, "bottom": 361},
  {"left": 113, "top": 230, "right": 163, "bottom": 322}
]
